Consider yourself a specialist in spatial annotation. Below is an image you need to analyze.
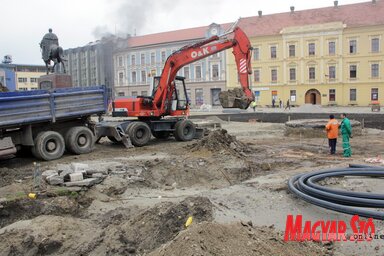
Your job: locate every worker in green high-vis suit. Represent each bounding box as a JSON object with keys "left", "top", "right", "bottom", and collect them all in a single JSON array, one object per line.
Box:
[{"left": 340, "top": 113, "right": 352, "bottom": 157}]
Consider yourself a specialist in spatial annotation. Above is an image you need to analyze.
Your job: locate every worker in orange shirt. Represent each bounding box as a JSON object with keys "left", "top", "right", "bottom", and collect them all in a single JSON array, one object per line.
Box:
[{"left": 325, "top": 114, "right": 339, "bottom": 155}]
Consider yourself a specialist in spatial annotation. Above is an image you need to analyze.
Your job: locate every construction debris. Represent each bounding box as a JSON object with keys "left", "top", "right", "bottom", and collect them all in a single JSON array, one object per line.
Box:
[
  {"left": 42, "top": 163, "right": 108, "bottom": 188},
  {"left": 190, "top": 129, "right": 251, "bottom": 157}
]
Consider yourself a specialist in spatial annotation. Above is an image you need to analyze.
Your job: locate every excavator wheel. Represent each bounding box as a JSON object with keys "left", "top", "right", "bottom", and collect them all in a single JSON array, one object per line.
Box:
[
  {"left": 128, "top": 121, "right": 151, "bottom": 147},
  {"left": 219, "top": 88, "right": 251, "bottom": 109},
  {"left": 174, "top": 120, "right": 196, "bottom": 141}
]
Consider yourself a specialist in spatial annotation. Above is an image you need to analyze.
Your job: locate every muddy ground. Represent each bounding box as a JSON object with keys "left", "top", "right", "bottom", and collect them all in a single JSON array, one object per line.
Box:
[{"left": 0, "top": 120, "right": 384, "bottom": 255}]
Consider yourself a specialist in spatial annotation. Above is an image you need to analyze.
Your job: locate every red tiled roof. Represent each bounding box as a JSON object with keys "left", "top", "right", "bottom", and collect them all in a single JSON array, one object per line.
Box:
[
  {"left": 127, "top": 1, "right": 384, "bottom": 48},
  {"left": 128, "top": 23, "right": 232, "bottom": 48},
  {"left": 239, "top": 1, "right": 384, "bottom": 37},
  {"left": 128, "top": 26, "right": 207, "bottom": 48}
]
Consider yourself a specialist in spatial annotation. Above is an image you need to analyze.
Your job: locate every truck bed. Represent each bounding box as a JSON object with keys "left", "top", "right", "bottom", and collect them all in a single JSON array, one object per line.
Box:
[{"left": 0, "top": 86, "right": 107, "bottom": 129}]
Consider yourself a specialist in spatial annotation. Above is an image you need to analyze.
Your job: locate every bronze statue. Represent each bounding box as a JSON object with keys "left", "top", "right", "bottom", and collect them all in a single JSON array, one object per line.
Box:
[{"left": 40, "top": 28, "right": 66, "bottom": 74}]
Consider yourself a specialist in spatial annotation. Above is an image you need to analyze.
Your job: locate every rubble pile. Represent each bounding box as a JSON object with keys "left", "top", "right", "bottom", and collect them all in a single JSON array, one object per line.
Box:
[
  {"left": 42, "top": 163, "right": 108, "bottom": 189},
  {"left": 190, "top": 129, "right": 251, "bottom": 156}
]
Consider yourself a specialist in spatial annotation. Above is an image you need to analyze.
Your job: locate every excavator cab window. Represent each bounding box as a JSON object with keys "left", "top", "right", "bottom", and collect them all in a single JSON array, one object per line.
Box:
[
  {"left": 151, "top": 76, "right": 161, "bottom": 97},
  {"left": 173, "top": 76, "right": 188, "bottom": 110}
]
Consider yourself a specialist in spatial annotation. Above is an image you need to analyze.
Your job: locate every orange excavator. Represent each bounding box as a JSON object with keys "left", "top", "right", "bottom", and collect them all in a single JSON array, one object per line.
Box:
[{"left": 97, "top": 23, "right": 254, "bottom": 147}]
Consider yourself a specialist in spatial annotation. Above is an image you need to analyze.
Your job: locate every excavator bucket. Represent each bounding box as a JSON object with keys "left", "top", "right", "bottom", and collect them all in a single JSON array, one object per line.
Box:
[{"left": 219, "top": 88, "right": 251, "bottom": 109}]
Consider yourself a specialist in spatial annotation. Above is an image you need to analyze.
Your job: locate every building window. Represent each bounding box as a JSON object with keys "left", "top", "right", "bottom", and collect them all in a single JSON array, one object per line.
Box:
[
  {"left": 184, "top": 67, "right": 190, "bottom": 80},
  {"left": 371, "top": 63, "right": 379, "bottom": 78},
  {"left": 329, "top": 89, "right": 336, "bottom": 102},
  {"left": 289, "top": 68, "right": 296, "bottom": 81},
  {"left": 195, "top": 88, "right": 204, "bottom": 106},
  {"left": 328, "top": 41, "right": 336, "bottom": 55},
  {"left": 186, "top": 89, "right": 191, "bottom": 102},
  {"left": 18, "top": 77, "right": 27, "bottom": 83},
  {"left": 349, "top": 40, "right": 357, "bottom": 54},
  {"left": 150, "top": 52, "right": 155, "bottom": 64},
  {"left": 270, "top": 46, "right": 277, "bottom": 59},
  {"left": 161, "top": 51, "right": 166, "bottom": 63},
  {"left": 371, "top": 88, "right": 378, "bottom": 101},
  {"left": 371, "top": 38, "right": 380, "bottom": 53},
  {"left": 132, "top": 91, "right": 138, "bottom": 97},
  {"left": 140, "top": 53, "right": 145, "bottom": 65},
  {"left": 253, "top": 48, "right": 260, "bottom": 60},
  {"left": 254, "top": 69, "right": 260, "bottom": 82},
  {"left": 290, "top": 90, "right": 296, "bottom": 102},
  {"left": 212, "top": 64, "right": 219, "bottom": 79},
  {"left": 195, "top": 66, "right": 202, "bottom": 80},
  {"left": 308, "top": 43, "right": 315, "bottom": 56},
  {"left": 131, "top": 71, "right": 136, "bottom": 83},
  {"left": 350, "top": 89, "right": 356, "bottom": 101},
  {"left": 118, "top": 72, "right": 123, "bottom": 85},
  {"left": 118, "top": 56, "right": 123, "bottom": 67},
  {"left": 141, "top": 70, "right": 146, "bottom": 83},
  {"left": 131, "top": 55, "right": 136, "bottom": 65},
  {"left": 289, "top": 45, "right": 295, "bottom": 57},
  {"left": 350, "top": 65, "right": 357, "bottom": 78},
  {"left": 141, "top": 91, "right": 148, "bottom": 96},
  {"left": 30, "top": 78, "right": 38, "bottom": 83},
  {"left": 309, "top": 67, "right": 316, "bottom": 80},
  {"left": 271, "top": 69, "right": 277, "bottom": 82},
  {"left": 329, "top": 66, "right": 336, "bottom": 79},
  {"left": 118, "top": 92, "right": 125, "bottom": 96}
]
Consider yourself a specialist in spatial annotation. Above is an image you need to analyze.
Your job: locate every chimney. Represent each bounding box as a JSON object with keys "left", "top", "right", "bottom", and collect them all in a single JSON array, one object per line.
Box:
[
  {"left": 334, "top": 1, "right": 338, "bottom": 7},
  {"left": 258, "top": 10, "right": 262, "bottom": 17},
  {"left": 290, "top": 6, "right": 295, "bottom": 13}
]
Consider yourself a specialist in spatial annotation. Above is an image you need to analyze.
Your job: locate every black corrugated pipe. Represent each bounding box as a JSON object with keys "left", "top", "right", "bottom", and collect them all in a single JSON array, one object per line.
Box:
[{"left": 288, "top": 165, "right": 384, "bottom": 220}]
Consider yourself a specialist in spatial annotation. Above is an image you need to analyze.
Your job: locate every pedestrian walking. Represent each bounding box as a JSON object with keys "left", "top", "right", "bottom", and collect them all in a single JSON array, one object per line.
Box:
[
  {"left": 285, "top": 99, "right": 290, "bottom": 110},
  {"left": 325, "top": 114, "right": 338, "bottom": 155},
  {"left": 340, "top": 113, "right": 352, "bottom": 157},
  {"left": 272, "top": 98, "right": 275, "bottom": 108},
  {"left": 279, "top": 99, "right": 282, "bottom": 108}
]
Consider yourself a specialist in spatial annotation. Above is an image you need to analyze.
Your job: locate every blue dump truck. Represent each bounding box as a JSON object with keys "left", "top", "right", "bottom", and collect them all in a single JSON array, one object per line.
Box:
[{"left": 0, "top": 86, "right": 107, "bottom": 161}]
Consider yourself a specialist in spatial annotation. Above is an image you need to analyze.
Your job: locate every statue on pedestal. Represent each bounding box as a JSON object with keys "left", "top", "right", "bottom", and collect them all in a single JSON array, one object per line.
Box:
[{"left": 40, "top": 28, "right": 66, "bottom": 74}]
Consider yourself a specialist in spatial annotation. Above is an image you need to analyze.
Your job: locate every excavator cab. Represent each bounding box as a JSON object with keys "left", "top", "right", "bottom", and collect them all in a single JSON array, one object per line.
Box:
[
  {"left": 152, "top": 76, "right": 189, "bottom": 114},
  {"left": 171, "top": 77, "right": 189, "bottom": 111}
]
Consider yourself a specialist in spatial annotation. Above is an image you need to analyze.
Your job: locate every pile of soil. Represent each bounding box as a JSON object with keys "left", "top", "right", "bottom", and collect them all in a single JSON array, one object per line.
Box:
[
  {"left": 0, "top": 197, "right": 213, "bottom": 255},
  {"left": 190, "top": 129, "right": 251, "bottom": 157},
  {"left": 0, "top": 197, "right": 80, "bottom": 229},
  {"left": 100, "top": 196, "right": 213, "bottom": 255},
  {"left": 149, "top": 221, "right": 329, "bottom": 256}
]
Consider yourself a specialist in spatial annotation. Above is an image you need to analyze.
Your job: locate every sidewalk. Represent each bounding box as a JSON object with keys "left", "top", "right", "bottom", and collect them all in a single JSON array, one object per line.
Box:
[{"left": 190, "top": 104, "right": 379, "bottom": 115}]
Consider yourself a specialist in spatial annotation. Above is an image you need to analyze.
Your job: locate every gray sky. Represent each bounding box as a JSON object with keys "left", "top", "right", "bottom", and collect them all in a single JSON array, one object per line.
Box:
[{"left": 1, "top": 0, "right": 368, "bottom": 65}]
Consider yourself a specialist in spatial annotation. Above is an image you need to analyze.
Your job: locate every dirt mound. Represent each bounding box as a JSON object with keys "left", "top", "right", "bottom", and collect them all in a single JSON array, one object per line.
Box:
[
  {"left": 0, "top": 215, "right": 103, "bottom": 256},
  {"left": 0, "top": 197, "right": 80, "bottom": 228},
  {"left": 149, "top": 222, "right": 328, "bottom": 256},
  {"left": 0, "top": 197, "right": 213, "bottom": 255},
  {"left": 190, "top": 129, "right": 251, "bottom": 157},
  {"left": 101, "top": 196, "right": 213, "bottom": 255}
]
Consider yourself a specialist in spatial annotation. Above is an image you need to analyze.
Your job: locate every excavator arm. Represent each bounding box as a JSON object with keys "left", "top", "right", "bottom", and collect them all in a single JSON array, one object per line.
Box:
[{"left": 153, "top": 26, "right": 254, "bottom": 113}]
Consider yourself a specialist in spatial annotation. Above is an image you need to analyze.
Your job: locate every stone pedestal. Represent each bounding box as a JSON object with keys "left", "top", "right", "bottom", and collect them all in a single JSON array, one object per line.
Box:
[{"left": 38, "top": 73, "right": 72, "bottom": 90}]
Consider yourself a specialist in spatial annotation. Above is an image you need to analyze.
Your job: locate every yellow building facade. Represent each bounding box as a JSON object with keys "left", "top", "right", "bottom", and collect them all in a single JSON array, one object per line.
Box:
[
  {"left": 15, "top": 65, "right": 46, "bottom": 91},
  {"left": 227, "top": 2, "right": 384, "bottom": 107}
]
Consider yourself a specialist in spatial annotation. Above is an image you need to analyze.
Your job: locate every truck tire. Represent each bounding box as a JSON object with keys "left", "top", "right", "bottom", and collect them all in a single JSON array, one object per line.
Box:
[
  {"left": 174, "top": 120, "right": 196, "bottom": 141},
  {"left": 32, "top": 131, "right": 65, "bottom": 161},
  {"left": 128, "top": 121, "right": 151, "bottom": 147},
  {"left": 65, "top": 126, "right": 95, "bottom": 155},
  {"left": 152, "top": 131, "right": 170, "bottom": 139}
]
